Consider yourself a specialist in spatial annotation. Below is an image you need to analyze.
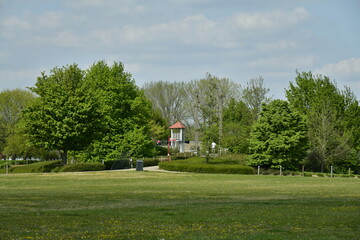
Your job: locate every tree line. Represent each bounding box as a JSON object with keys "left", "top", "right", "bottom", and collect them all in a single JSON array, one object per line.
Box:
[
  {"left": 0, "top": 61, "right": 165, "bottom": 164},
  {"left": 143, "top": 72, "right": 360, "bottom": 173},
  {"left": 0, "top": 61, "right": 359, "bottom": 173}
]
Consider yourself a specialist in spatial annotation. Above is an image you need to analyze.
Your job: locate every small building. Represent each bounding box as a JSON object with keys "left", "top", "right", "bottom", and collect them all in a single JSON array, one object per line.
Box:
[{"left": 169, "top": 121, "right": 186, "bottom": 153}]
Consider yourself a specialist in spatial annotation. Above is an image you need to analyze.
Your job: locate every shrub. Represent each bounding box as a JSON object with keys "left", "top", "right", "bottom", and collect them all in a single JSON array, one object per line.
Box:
[
  {"left": 0, "top": 160, "right": 39, "bottom": 168},
  {"left": 303, "top": 172, "right": 314, "bottom": 177},
  {"left": 60, "top": 163, "right": 105, "bottom": 172},
  {"left": 9, "top": 160, "right": 63, "bottom": 173},
  {"left": 0, "top": 161, "right": 12, "bottom": 168},
  {"left": 283, "top": 170, "right": 295, "bottom": 176},
  {"left": 159, "top": 157, "right": 254, "bottom": 175},
  {"left": 143, "top": 158, "right": 159, "bottom": 167},
  {"left": 154, "top": 145, "right": 168, "bottom": 156},
  {"left": 215, "top": 154, "right": 249, "bottom": 165}
]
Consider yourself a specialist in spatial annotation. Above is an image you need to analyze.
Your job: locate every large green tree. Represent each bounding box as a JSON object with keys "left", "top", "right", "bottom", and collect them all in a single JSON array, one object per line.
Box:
[
  {"left": 307, "top": 100, "right": 354, "bottom": 172},
  {"left": 341, "top": 87, "right": 360, "bottom": 152},
  {"left": 23, "top": 64, "right": 102, "bottom": 164},
  {"left": 286, "top": 71, "right": 344, "bottom": 116},
  {"left": 286, "top": 71, "right": 359, "bottom": 172},
  {"left": 78, "top": 61, "right": 155, "bottom": 161},
  {"left": 222, "top": 98, "right": 253, "bottom": 153},
  {"left": 249, "top": 100, "right": 308, "bottom": 169},
  {"left": 0, "top": 89, "right": 35, "bottom": 158},
  {"left": 191, "top": 73, "right": 240, "bottom": 150}
]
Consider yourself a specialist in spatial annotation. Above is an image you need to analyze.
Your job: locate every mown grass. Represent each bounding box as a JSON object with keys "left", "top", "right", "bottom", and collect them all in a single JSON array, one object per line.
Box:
[{"left": 0, "top": 171, "right": 359, "bottom": 239}]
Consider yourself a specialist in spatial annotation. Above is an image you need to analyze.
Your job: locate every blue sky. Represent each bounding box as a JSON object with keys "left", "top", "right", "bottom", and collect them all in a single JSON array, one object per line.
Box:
[{"left": 1, "top": 0, "right": 359, "bottom": 99}]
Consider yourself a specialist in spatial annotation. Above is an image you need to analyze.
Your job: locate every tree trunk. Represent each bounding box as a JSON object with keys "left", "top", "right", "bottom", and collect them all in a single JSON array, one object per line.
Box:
[
  {"left": 320, "top": 159, "right": 324, "bottom": 173},
  {"left": 61, "top": 150, "right": 68, "bottom": 165},
  {"left": 194, "top": 94, "right": 200, "bottom": 155}
]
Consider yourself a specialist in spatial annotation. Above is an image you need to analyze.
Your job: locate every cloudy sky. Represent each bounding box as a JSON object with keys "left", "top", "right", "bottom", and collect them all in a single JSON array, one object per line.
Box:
[{"left": 1, "top": 0, "right": 359, "bottom": 99}]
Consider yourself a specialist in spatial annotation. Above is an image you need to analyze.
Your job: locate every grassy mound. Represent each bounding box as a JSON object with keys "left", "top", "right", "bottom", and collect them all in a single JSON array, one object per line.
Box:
[{"left": 159, "top": 156, "right": 254, "bottom": 174}]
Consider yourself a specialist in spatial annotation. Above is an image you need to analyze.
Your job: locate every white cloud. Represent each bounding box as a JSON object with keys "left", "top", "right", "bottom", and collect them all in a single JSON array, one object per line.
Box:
[
  {"left": 0, "top": 16, "right": 32, "bottom": 39},
  {"left": 89, "top": 13, "right": 247, "bottom": 50},
  {"left": 146, "top": 15, "right": 220, "bottom": 44},
  {"left": 1, "top": 16, "right": 31, "bottom": 30},
  {"left": 85, "top": 8, "right": 309, "bottom": 49},
  {"left": 37, "top": 11, "right": 65, "bottom": 29},
  {"left": 248, "top": 55, "right": 316, "bottom": 70},
  {"left": 230, "top": 7, "right": 309, "bottom": 32},
  {"left": 90, "top": 29, "right": 120, "bottom": 47},
  {"left": 89, "top": 14, "right": 225, "bottom": 48},
  {"left": 314, "top": 58, "right": 360, "bottom": 98},
  {"left": 0, "top": 6, "right": 310, "bottom": 52},
  {"left": 52, "top": 31, "right": 82, "bottom": 48},
  {"left": 316, "top": 58, "right": 360, "bottom": 77},
  {"left": 257, "top": 40, "right": 299, "bottom": 51},
  {"left": 1, "top": 1, "right": 358, "bottom": 100},
  {"left": 34, "top": 30, "right": 84, "bottom": 48},
  {"left": 65, "top": 0, "right": 146, "bottom": 14}
]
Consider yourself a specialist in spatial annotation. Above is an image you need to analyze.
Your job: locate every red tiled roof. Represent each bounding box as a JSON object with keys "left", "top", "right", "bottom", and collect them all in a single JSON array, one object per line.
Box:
[{"left": 169, "top": 121, "right": 186, "bottom": 129}]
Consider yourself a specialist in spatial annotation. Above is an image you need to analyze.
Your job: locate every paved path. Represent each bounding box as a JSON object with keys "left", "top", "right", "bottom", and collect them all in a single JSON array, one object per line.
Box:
[
  {"left": 143, "top": 166, "right": 161, "bottom": 171},
  {"left": 116, "top": 165, "right": 172, "bottom": 172}
]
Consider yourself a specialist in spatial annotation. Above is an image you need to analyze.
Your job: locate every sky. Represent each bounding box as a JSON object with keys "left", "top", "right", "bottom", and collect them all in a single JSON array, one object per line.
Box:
[{"left": 0, "top": 0, "right": 359, "bottom": 99}]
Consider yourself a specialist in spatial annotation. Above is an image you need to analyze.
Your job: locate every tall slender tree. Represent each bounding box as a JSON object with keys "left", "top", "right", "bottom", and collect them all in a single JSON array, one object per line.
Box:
[
  {"left": 143, "top": 81, "right": 187, "bottom": 125},
  {"left": 241, "top": 76, "right": 271, "bottom": 120},
  {"left": 222, "top": 98, "right": 253, "bottom": 153},
  {"left": 191, "top": 73, "right": 240, "bottom": 147},
  {"left": 286, "top": 71, "right": 359, "bottom": 172},
  {"left": 0, "top": 89, "right": 35, "bottom": 159}
]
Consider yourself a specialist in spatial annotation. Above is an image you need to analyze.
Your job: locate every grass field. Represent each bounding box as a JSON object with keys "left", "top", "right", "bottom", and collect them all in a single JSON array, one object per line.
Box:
[{"left": 0, "top": 171, "right": 359, "bottom": 239}]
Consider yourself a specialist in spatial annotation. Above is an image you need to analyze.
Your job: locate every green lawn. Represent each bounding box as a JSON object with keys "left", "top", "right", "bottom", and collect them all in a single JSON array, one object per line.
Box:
[{"left": 0, "top": 171, "right": 359, "bottom": 239}]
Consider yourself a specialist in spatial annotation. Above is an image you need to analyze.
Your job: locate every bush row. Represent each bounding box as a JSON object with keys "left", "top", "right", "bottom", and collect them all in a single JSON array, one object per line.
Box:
[
  {"left": 159, "top": 157, "right": 254, "bottom": 175},
  {"left": 4, "top": 160, "right": 106, "bottom": 174},
  {"left": 0, "top": 160, "right": 39, "bottom": 168},
  {"left": 60, "top": 163, "right": 105, "bottom": 172},
  {"left": 7, "top": 160, "right": 63, "bottom": 173}
]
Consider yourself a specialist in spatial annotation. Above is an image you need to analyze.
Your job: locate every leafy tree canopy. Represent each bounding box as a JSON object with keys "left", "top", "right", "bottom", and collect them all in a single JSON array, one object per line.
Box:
[
  {"left": 23, "top": 64, "right": 102, "bottom": 163},
  {"left": 286, "top": 71, "right": 344, "bottom": 117},
  {"left": 76, "top": 61, "right": 156, "bottom": 161},
  {"left": 222, "top": 98, "right": 253, "bottom": 153},
  {"left": 0, "top": 89, "right": 35, "bottom": 158},
  {"left": 249, "top": 100, "right": 308, "bottom": 169},
  {"left": 286, "top": 71, "right": 360, "bottom": 172}
]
